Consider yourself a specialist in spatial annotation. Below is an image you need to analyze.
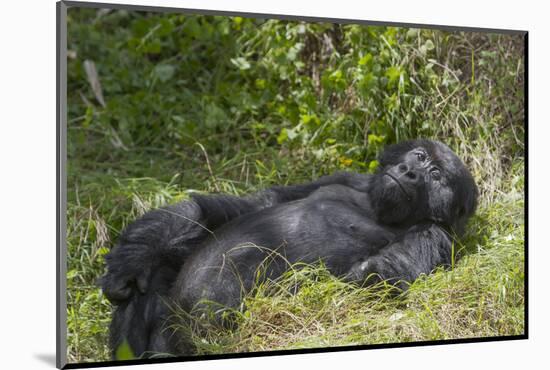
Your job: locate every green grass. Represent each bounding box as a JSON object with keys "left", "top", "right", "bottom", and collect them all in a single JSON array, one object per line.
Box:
[{"left": 65, "top": 9, "right": 524, "bottom": 363}]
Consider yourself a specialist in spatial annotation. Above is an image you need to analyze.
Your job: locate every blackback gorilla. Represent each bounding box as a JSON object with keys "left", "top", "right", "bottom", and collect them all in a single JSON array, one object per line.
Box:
[{"left": 100, "top": 139, "right": 478, "bottom": 358}]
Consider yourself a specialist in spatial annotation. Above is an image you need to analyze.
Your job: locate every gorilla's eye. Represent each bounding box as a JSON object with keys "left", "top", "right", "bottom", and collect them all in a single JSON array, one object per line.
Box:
[
  {"left": 416, "top": 152, "right": 426, "bottom": 162},
  {"left": 430, "top": 168, "right": 441, "bottom": 180}
]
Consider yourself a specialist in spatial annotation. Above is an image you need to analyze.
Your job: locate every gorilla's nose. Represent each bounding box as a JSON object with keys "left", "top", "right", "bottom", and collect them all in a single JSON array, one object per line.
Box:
[{"left": 397, "top": 164, "right": 418, "bottom": 182}]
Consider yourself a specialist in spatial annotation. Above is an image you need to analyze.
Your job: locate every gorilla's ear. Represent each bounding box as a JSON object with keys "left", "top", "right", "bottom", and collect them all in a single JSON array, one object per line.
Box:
[
  {"left": 451, "top": 175, "right": 479, "bottom": 234},
  {"left": 461, "top": 171, "right": 479, "bottom": 217}
]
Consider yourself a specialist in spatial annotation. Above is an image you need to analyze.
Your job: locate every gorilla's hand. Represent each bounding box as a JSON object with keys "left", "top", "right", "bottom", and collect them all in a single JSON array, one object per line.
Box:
[{"left": 347, "top": 258, "right": 383, "bottom": 285}]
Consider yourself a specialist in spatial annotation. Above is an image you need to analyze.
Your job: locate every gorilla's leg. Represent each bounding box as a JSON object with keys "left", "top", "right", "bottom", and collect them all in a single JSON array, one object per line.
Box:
[{"left": 102, "top": 197, "right": 261, "bottom": 358}]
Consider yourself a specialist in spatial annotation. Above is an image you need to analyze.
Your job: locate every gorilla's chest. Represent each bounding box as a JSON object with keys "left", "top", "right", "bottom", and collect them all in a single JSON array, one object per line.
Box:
[{"left": 196, "top": 198, "right": 399, "bottom": 277}]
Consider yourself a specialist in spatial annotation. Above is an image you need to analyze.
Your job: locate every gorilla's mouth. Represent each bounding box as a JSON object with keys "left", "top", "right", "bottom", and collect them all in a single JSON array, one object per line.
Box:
[{"left": 384, "top": 173, "right": 412, "bottom": 201}]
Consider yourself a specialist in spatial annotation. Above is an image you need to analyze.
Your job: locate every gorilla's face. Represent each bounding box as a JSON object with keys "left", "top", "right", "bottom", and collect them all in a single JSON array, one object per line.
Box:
[{"left": 368, "top": 140, "right": 478, "bottom": 233}]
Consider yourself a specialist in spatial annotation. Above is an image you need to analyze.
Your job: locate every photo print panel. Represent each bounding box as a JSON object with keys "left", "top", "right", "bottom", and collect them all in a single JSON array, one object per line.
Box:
[{"left": 57, "top": 1, "right": 527, "bottom": 368}]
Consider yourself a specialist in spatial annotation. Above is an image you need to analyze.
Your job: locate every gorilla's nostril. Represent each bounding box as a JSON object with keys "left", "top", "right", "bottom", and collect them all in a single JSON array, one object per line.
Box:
[
  {"left": 406, "top": 172, "right": 416, "bottom": 180},
  {"left": 398, "top": 164, "right": 408, "bottom": 172}
]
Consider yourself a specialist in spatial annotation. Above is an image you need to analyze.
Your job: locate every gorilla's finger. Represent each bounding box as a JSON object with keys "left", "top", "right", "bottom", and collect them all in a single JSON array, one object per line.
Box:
[
  {"left": 136, "top": 266, "right": 151, "bottom": 294},
  {"left": 102, "top": 279, "right": 132, "bottom": 303}
]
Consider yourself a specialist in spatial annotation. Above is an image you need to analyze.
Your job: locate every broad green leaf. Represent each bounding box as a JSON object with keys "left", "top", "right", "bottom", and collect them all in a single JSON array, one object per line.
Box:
[{"left": 153, "top": 64, "right": 175, "bottom": 82}]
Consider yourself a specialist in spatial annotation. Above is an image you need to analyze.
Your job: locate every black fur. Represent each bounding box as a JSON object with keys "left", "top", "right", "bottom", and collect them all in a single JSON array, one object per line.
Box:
[{"left": 100, "top": 139, "right": 478, "bottom": 357}]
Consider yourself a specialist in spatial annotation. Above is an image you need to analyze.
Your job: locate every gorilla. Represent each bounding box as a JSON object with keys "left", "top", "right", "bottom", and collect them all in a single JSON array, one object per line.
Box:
[{"left": 100, "top": 139, "right": 478, "bottom": 358}]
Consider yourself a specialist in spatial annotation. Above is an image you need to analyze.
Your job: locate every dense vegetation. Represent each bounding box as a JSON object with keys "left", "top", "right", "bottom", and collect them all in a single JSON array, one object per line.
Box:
[{"left": 66, "top": 8, "right": 525, "bottom": 363}]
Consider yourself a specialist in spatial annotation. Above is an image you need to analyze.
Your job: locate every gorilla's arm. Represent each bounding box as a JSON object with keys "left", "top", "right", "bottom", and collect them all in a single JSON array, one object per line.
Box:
[
  {"left": 101, "top": 171, "right": 369, "bottom": 303},
  {"left": 348, "top": 223, "right": 452, "bottom": 290}
]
